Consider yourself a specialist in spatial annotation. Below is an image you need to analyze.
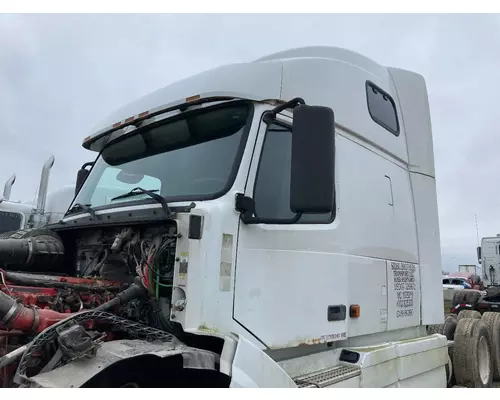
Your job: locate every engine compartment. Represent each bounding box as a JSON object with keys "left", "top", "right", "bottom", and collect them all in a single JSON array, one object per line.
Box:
[{"left": 0, "top": 221, "right": 215, "bottom": 388}]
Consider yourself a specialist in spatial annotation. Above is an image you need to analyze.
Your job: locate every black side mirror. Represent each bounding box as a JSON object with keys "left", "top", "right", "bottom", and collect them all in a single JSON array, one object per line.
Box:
[
  {"left": 477, "top": 246, "right": 482, "bottom": 263},
  {"left": 75, "top": 162, "right": 94, "bottom": 196},
  {"left": 290, "top": 105, "right": 335, "bottom": 214}
]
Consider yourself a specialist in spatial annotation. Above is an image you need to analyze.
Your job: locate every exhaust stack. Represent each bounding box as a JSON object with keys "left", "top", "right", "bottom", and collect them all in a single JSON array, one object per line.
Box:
[
  {"left": 2, "top": 174, "right": 16, "bottom": 201},
  {"left": 35, "top": 155, "right": 55, "bottom": 213}
]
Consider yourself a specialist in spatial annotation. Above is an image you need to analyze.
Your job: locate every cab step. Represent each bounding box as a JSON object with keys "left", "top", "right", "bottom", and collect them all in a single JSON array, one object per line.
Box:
[{"left": 294, "top": 364, "right": 361, "bottom": 388}]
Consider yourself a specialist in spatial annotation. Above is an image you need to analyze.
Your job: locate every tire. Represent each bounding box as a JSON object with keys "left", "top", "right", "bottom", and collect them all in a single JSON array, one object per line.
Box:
[
  {"left": 439, "top": 315, "right": 458, "bottom": 386},
  {"left": 453, "top": 318, "right": 493, "bottom": 388},
  {"left": 463, "top": 290, "right": 482, "bottom": 308},
  {"left": 427, "top": 324, "right": 444, "bottom": 335},
  {"left": 486, "top": 286, "right": 500, "bottom": 298},
  {"left": 481, "top": 312, "right": 500, "bottom": 380},
  {"left": 457, "top": 310, "right": 481, "bottom": 322},
  {"left": 425, "top": 315, "right": 458, "bottom": 386},
  {"left": 427, "top": 315, "right": 457, "bottom": 339},
  {"left": 452, "top": 290, "right": 467, "bottom": 307},
  {"left": 443, "top": 314, "right": 458, "bottom": 340}
]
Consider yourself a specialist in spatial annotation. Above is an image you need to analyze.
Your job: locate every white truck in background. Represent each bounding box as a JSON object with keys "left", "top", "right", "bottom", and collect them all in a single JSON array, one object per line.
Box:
[
  {"left": 0, "top": 156, "right": 75, "bottom": 235},
  {"left": 0, "top": 46, "right": 497, "bottom": 389},
  {"left": 458, "top": 265, "right": 477, "bottom": 275},
  {"left": 478, "top": 236, "right": 500, "bottom": 286}
]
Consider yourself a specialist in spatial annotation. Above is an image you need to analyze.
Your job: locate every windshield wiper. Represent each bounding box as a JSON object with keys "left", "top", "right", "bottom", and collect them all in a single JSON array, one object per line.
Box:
[
  {"left": 67, "top": 203, "right": 96, "bottom": 220},
  {"left": 111, "top": 187, "right": 171, "bottom": 216}
]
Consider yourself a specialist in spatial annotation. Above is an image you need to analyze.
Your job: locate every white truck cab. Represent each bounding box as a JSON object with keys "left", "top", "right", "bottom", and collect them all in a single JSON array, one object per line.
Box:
[
  {"left": 0, "top": 156, "right": 75, "bottom": 234},
  {"left": 53, "top": 46, "right": 453, "bottom": 388},
  {"left": 478, "top": 236, "right": 500, "bottom": 286}
]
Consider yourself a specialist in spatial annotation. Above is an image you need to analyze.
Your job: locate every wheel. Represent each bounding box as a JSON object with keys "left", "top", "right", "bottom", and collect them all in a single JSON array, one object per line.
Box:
[
  {"left": 427, "top": 324, "right": 444, "bottom": 335},
  {"left": 427, "top": 315, "right": 457, "bottom": 339},
  {"left": 444, "top": 315, "right": 458, "bottom": 386},
  {"left": 481, "top": 312, "right": 500, "bottom": 380},
  {"left": 463, "top": 290, "right": 482, "bottom": 308},
  {"left": 452, "top": 290, "right": 467, "bottom": 307},
  {"left": 453, "top": 318, "right": 493, "bottom": 388},
  {"left": 426, "top": 315, "right": 457, "bottom": 386},
  {"left": 443, "top": 314, "right": 458, "bottom": 340},
  {"left": 486, "top": 286, "right": 500, "bottom": 298},
  {"left": 457, "top": 310, "right": 481, "bottom": 322}
]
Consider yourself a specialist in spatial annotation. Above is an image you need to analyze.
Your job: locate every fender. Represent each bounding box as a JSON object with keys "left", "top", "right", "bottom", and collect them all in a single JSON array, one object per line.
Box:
[
  {"left": 228, "top": 334, "right": 296, "bottom": 388},
  {"left": 186, "top": 329, "right": 297, "bottom": 388},
  {"left": 26, "top": 339, "right": 220, "bottom": 388}
]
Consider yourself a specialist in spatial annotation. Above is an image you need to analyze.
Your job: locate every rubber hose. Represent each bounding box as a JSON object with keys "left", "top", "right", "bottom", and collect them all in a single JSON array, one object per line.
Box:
[
  {"left": 96, "top": 277, "right": 148, "bottom": 311},
  {"left": 0, "top": 237, "right": 64, "bottom": 266}
]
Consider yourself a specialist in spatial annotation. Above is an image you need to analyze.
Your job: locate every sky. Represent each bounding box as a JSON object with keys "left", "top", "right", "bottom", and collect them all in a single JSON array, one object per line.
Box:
[{"left": 0, "top": 13, "right": 499, "bottom": 272}]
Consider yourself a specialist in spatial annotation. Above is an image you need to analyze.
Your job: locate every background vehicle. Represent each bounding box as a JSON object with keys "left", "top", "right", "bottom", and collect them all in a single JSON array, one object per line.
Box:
[
  {"left": 0, "top": 46, "right": 495, "bottom": 388},
  {"left": 449, "top": 238, "right": 500, "bottom": 315},
  {"left": 0, "top": 156, "right": 75, "bottom": 234},
  {"left": 442, "top": 276, "right": 472, "bottom": 305},
  {"left": 458, "top": 264, "right": 478, "bottom": 275},
  {"left": 443, "top": 276, "right": 472, "bottom": 289},
  {"left": 478, "top": 236, "right": 500, "bottom": 286}
]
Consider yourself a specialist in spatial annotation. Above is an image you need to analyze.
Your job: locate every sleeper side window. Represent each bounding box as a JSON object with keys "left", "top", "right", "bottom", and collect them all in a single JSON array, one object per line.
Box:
[{"left": 366, "top": 81, "right": 399, "bottom": 136}]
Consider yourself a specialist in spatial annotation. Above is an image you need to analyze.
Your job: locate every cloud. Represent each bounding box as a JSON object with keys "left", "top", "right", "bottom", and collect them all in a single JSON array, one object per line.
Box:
[{"left": 0, "top": 14, "right": 498, "bottom": 270}]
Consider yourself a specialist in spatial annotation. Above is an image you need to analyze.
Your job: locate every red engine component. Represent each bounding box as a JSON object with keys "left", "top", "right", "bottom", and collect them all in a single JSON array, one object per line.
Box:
[
  {"left": 2, "top": 285, "right": 58, "bottom": 308},
  {"left": 0, "top": 272, "right": 125, "bottom": 387},
  {"left": 0, "top": 273, "right": 120, "bottom": 334},
  {"left": 2, "top": 306, "right": 72, "bottom": 333},
  {"left": 0, "top": 270, "right": 145, "bottom": 387}
]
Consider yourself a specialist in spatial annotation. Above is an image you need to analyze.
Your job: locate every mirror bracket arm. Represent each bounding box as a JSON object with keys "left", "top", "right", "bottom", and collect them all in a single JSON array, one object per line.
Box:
[{"left": 267, "top": 98, "right": 306, "bottom": 121}]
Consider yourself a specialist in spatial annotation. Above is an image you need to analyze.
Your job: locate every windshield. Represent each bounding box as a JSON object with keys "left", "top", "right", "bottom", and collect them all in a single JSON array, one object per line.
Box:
[{"left": 72, "top": 102, "right": 253, "bottom": 210}]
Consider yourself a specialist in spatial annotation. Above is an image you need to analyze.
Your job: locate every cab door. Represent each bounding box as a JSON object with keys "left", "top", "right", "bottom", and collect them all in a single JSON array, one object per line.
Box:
[{"left": 232, "top": 113, "right": 348, "bottom": 349}]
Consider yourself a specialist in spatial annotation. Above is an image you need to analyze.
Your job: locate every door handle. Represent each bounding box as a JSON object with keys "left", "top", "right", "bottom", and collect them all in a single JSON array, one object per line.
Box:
[{"left": 385, "top": 175, "right": 394, "bottom": 206}]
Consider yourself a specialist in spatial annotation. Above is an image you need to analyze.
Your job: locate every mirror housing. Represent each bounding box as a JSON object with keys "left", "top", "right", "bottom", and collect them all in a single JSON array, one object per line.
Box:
[
  {"left": 290, "top": 105, "right": 335, "bottom": 214},
  {"left": 477, "top": 246, "right": 482, "bottom": 263},
  {"left": 236, "top": 100, "right": 335, "bottom": 225},
  {"left": 75, "top": 162, "right": 94, "bottom": 196}
]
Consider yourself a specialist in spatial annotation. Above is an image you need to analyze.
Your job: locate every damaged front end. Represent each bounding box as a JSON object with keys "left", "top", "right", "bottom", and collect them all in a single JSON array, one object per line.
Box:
[
  {"left": 0, "top": 222, "right": 233, "bottom": 388},
  {"left": 19, "top": 312, "right": 225, "bottom": 388}
]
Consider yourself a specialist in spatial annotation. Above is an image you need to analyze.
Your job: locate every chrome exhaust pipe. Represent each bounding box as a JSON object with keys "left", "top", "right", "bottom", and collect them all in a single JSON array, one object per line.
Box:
[
  {"left": 2, "top": 174, "right": 16, "bottom": 201},
  {"left": 35, "top": 155, "right": 55, "bottom": 213}
]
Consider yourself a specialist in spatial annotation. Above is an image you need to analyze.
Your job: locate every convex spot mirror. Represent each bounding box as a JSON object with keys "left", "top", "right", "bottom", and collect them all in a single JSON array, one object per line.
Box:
[{"left": 290, "top": 104, "right": 335, "bottom": 214}]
